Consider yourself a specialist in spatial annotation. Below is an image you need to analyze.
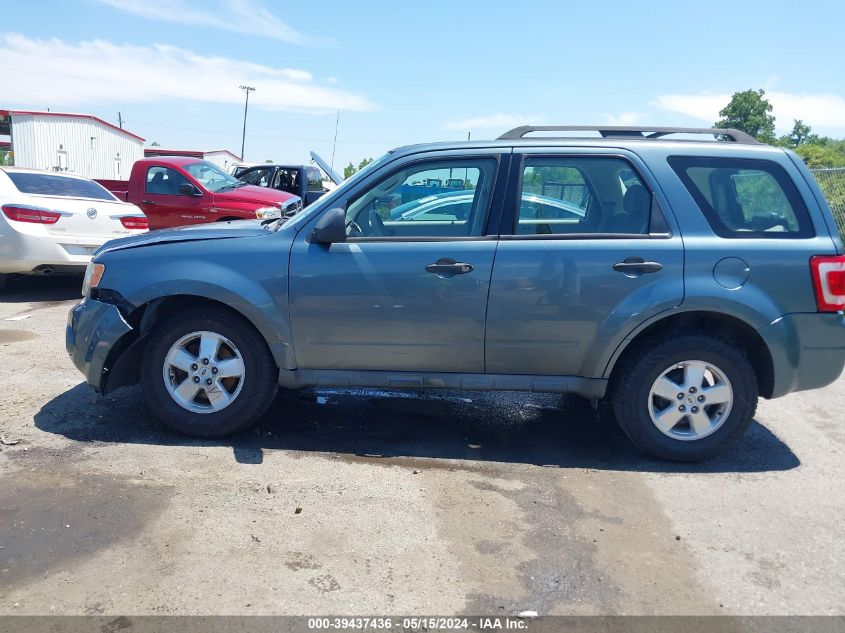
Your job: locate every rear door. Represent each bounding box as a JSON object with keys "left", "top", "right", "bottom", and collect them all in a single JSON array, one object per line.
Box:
[
  {"left": 485, "top": 148, "right": 684, "bottom": 378},
  {"left": 289, "top": 151, "right": 508, "bottom": 373},
  {"left": 140, "top": 165, "right": 206, "bottom": 228}
]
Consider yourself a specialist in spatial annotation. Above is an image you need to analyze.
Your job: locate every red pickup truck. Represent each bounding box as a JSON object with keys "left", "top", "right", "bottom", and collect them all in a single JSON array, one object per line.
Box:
[{"left": 97, "top": 157, "right": 301, "bottom": 230}]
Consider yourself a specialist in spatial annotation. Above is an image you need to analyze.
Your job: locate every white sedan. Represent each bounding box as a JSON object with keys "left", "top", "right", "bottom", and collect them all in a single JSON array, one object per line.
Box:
[{"left": 0, "top": 168, "right": 148, "bottom": 291}]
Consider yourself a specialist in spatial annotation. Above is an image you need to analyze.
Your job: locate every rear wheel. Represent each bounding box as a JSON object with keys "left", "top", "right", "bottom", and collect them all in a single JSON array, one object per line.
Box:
[
  {"left": 140, "top": 307, "right": 278, "bottom": 437},
  {"left": 611, "top": 335, "right": 757, "bottom": 461}
]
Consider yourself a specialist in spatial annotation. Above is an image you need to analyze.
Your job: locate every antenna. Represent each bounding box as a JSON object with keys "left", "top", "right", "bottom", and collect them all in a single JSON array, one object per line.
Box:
[{"left": 331, "top": 109, "right": 340, "bottom": 172}]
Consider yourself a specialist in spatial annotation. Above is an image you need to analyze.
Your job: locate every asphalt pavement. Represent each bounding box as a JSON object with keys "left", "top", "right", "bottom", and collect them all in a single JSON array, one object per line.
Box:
[{"left": 0, "top": 275, "right": 843, "bottom": 616}]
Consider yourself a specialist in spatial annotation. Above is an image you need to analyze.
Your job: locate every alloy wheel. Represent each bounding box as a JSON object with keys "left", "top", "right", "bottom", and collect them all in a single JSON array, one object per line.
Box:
[
  {"left": 162, "top": 330, "right": 245, "bottom": 414},
  {"left": 647, "top": 360, "right": 734, "bottom": 441}
]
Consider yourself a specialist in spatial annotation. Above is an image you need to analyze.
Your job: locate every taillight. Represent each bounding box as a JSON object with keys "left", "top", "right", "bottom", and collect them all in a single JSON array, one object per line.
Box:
[
  {"left": 119, "top": 215, "right": 149, "bottom": 230},
  {"left": 811, "top": 255, "right": 845, "bottom": 312},
  {"left": 2, "top": 204, "right": 61, "bottom": 224}
]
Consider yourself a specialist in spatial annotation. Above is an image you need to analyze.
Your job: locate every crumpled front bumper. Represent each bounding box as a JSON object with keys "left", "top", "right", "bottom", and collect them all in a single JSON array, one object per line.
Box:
[{"left": 66, "top": 298, "right": 133, "bottom": 393}]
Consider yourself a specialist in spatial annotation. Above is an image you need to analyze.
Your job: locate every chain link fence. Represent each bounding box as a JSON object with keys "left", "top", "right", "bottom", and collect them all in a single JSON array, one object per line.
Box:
[{"left": 810, "top": 168, "right": 845, "bottom": 236}]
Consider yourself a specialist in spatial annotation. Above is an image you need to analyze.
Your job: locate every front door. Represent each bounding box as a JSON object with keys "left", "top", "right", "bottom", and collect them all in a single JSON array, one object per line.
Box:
[
  {"left": 289, "top": 154, "right": 507, "bottom": 373},
  {"left": 141, "top": 166, "right": 206, "bottom": 229},
  {"left": 485, "top": 149, "right": 685, "bottom": 378}
]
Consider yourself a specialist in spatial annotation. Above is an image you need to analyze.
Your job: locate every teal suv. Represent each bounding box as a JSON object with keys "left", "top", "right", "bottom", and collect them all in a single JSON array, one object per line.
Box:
[{"left": 66, "top": 126, "right": 845, "bottom": 461}]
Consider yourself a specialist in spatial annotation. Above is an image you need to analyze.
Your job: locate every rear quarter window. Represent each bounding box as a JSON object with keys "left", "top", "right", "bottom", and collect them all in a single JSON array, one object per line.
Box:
[
  {"left": 668, "top": 156, "right": 814, "bottom": 238},
  {"left": 6, "top": 172, "right": 116, "bottom": 201}
]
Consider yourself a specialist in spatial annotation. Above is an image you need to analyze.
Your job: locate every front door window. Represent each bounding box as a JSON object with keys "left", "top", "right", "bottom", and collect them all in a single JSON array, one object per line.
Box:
[{"left": 345, "top": 159, "right": 497, "bottom": 238}]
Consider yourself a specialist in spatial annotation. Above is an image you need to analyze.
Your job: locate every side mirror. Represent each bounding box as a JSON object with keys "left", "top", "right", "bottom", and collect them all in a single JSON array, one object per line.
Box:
[
  {"left": 312, "top": 208, "right": 347, "bottom": 244},
  {"left": 178, "top": 183, "right": 198, "bottom": 196}
]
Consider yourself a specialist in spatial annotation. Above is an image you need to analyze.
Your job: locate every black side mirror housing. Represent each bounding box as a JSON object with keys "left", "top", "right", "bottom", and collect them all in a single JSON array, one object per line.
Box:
[
  {"left": 312, "top": 208, "right": 347, "bottom": 244},
  {"left": 178, "top": 183, "right": 198, "bottom": 196}
]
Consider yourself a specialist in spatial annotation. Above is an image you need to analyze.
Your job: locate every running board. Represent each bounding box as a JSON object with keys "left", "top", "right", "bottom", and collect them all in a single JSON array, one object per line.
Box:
[{"left": 278, "top": 369, "right": 607, "bottom": 399}]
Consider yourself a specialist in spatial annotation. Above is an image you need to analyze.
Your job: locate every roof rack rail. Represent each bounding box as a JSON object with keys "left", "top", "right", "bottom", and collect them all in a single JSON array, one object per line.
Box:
[{"left": 497, "top": 125, "right": 760, "bottom": 144}]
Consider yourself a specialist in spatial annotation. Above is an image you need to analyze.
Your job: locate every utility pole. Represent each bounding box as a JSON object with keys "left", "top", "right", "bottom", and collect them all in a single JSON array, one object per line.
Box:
[
  {"left": 118, "top": 112, "right": 123, "bottom": 129},
  {"left": 239, "top": 85, "right": 255, "bottom": 160}
]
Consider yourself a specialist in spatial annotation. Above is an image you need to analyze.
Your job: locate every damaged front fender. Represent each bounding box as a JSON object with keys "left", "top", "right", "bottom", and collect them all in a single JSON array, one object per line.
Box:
[{"left": 66, "top": 299, "right": 133, "bottom": 393}]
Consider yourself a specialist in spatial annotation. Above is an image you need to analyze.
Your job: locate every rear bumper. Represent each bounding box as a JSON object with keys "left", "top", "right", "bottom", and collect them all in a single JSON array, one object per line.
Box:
[
  {"left": 760, "top": 312, "right": 845, "bottom": 398},
  {"left": 66, "top": 298, "right": 133, "bottom": 392},
  {"left": 0, "top": 226, "right": 107, "bottom": 274}
]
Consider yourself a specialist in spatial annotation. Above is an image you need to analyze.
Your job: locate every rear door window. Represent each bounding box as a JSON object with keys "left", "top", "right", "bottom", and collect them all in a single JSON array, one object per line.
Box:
[
  {"left": 668, "top": 156, "right": 813, "bottom": 238},
  {"left": 7, "top": 172, "right": 116, "bottom": 201},
  {"left": 516, "top": 156, "right": 653, "bottom": 235},
  {"left": 306, "top": 167, "right": 325, "bottom": 192}
]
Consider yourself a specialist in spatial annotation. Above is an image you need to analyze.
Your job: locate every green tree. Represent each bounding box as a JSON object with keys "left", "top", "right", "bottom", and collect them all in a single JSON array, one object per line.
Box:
[
  {"left": 793, "top": 140, "right": 845, "bottom": 168},
  {"left": 343, "top": 161, "right": 357, "bottom": 179},
  {"left": 357, "top": 157, "right": 374, "bottom": 171},
  {"left": 715, "top": 89, "right": 776, "bottom": 143},
  {"left": 780, "top": 119, "right": 819, "bottom": 148}
]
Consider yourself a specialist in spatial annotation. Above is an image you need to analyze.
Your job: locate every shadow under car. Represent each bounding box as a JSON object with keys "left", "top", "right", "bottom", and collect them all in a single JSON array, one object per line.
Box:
[{"left": 35, "top": 383, "right": 800, "bottom": 474}]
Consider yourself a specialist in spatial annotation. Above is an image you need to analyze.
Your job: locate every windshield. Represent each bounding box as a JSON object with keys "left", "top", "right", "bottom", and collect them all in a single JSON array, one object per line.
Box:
[
  {"left": 184, "top": 160, "right": 243, "bottom": 193},
  {"left": 273, "top": 152, "right": 393, "bottom": 230}
]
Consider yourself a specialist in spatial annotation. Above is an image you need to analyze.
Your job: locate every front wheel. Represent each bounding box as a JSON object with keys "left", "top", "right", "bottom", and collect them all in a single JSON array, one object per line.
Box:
[
  {"left": 140, "top": 308, "right": 278, "bottom": 437},
  {"left": 611, "top": 335, "right": 758, "bottom": 461}
]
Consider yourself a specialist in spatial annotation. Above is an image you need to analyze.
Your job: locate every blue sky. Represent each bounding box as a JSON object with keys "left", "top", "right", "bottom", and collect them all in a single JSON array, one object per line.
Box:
[{"left": 3, "top": 0, "right": 845, "bottom": 169}]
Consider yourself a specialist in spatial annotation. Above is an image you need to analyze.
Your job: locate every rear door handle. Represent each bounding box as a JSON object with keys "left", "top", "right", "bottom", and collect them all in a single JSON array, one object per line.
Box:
[
  {"left": 613, "top": 257, "right": 663, "bottom": 276},
  {"left": 425, "top": 258, "right": 474, "bottom": 278},
  {"left": 141, "top": 200, "right": 156, "bottom": 205}
]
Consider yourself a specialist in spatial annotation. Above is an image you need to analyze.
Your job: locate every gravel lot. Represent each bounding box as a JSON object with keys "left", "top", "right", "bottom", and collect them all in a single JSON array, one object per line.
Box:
[{"left": 0, "top": 275, "right": 843, "bottom": 616}]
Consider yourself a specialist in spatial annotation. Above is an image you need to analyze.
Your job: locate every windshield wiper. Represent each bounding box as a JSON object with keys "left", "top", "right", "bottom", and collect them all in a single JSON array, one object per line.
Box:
[{"left": 217, "top": 181, "right": 248, "bottom": 192}]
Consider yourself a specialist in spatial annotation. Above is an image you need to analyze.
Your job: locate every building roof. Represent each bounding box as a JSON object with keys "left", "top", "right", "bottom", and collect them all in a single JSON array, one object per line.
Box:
[
  {"left": 135, "top": 156, "right": 206, "bottom": 166},
  {"left": 204, "top": 149, "right": 242, "bottom": 158},
  {"left": 0, "top": 109, "right": 145, "bottom": 142},
  {"left": 145, "top": 148, "right": 242, "bottom": 160},
  {"left": 144, "top": 148, "right": 204, "bottom": 158}
]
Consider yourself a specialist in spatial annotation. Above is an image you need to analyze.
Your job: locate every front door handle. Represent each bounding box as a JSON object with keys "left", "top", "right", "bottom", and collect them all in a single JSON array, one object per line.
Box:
[
  {"left": 425, "top": 257, "right": 474, "bottom": 278},
  {"left": 613, "top": 257, "right": 663, "bottom": 276},
  {"left": 141, "top": 200, "right": 156, "bottom": 205}
]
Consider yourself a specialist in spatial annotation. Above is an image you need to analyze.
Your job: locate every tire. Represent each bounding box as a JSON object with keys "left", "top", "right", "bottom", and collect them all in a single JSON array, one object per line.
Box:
[
  {"left": 0, "top": 274, "right": 7, "bottom": 292},
  {"left": 140, "top": 307, "right": 278, "bottom": 437},
  {"left": 611, "top": 334, "right": 757, "bottom": 461}
]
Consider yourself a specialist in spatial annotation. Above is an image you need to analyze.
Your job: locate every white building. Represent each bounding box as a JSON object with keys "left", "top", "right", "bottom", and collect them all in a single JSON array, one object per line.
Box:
[
  {"left": 0, "top": 110, "right": 144, "bottom": 180},
  {"left": 144, "top": 148, "right": 242, "bottom": 172}
]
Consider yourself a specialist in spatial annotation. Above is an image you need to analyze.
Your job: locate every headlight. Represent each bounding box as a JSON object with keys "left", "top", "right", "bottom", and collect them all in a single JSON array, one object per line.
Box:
[
  {"left": 81, "top": 262, "right": 105, "bottom": 297},
  {"left": 255, "top": 207, "right": 281, "bottom": 220}
]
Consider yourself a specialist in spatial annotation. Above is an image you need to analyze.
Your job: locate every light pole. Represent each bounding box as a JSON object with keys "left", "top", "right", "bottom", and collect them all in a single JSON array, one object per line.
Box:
[{"left": 239, "top": 85, "right": 255, "bottom": 160}]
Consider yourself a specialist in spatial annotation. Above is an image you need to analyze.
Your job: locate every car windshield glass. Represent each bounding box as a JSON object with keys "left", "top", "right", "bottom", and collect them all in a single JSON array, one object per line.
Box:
[
  {"left": 184, "top": 161, "right": 242, "bottom": 192},
  {"left": 6, "top": 172, "right": 117, "bottom": 201}
]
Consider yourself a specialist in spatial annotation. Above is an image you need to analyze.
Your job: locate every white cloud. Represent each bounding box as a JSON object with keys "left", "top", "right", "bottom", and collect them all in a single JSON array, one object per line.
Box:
[
  {"left": 99, "top": 0, "right": 318, "bottom": 45},
  {"left": 445, "top": 113, "right": 546, "bottom": 132},
  {"left": 0, "top": 34, "right": 374, "bottom": 113},
  {"left": 653, "top": 91, "right": 845, "bottom": 131},
  {"left": 602, "top": 111, "right": 646, "bottom": 126}
]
